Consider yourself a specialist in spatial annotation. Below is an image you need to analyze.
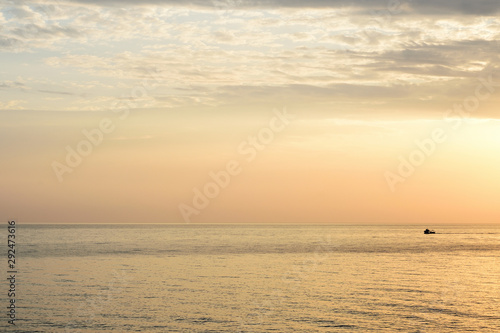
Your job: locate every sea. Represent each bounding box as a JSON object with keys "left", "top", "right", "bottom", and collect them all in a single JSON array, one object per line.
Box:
[{"left": 4, "top": 224, "right": 500, "bottom": 332}]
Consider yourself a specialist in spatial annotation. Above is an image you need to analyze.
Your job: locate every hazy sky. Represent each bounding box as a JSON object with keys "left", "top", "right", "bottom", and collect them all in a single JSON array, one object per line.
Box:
[{"left": 1, "top": 0, "right": 500, "bottom": 223}]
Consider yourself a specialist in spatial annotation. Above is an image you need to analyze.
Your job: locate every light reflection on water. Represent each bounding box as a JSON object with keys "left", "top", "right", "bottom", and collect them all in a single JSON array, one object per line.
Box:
[{"left": 12, "top": 224, "right": 500, "bottom": 332}]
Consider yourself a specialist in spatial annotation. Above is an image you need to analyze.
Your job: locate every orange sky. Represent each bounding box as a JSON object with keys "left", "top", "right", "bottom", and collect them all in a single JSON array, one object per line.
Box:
[{"left": 1, "top": 1, "right": 500, "bottom": 223}]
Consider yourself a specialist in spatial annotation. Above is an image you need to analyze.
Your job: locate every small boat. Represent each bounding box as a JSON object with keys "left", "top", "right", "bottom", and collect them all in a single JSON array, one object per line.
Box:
[{"left": 424, "top": 229, "right": 435, "bottom": 234}]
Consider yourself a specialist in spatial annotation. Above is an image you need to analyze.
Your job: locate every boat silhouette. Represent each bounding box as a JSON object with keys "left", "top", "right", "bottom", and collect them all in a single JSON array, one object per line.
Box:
[{"left": 424, "top": 229, "right": 435, "bottom": 234}]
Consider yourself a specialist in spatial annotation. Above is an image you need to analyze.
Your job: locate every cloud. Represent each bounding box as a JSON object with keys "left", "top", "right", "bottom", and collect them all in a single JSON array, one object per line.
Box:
[
  {"left": 38, "top": 89, "right": 78, "bottom": 96},
  {"left": 212, "top": 31, "right": 237, "bottom": 43},
  {"left": 3, "top": 1, "right": 499, "bottom": 116},
  {"left": 0, "top": 81, "right": 25, "bottom": 89},
  {"left": 0, "top": 36, "right": 23, "bottom": 50},
  {"left": 11, "top": 24, "right": 81, "bottom": 40},
  {"left": 55, "top": 0, "right": 500, "bottom": 15},
  {"left": 0, "top": 100, "right": 27, "bottom": 110}
]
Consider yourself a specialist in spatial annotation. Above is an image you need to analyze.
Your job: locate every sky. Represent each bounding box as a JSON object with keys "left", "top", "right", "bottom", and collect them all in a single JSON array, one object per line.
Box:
[{"left": 1, "top": 0, "right": 500, "bottom": 224}]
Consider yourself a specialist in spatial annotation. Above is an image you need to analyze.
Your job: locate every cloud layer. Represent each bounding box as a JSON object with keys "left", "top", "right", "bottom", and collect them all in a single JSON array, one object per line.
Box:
[
  {"left": 1, "top": 1, "right": 499, "bottom": 117},
  {"left": 55, "top": 0, "right": 500, "bottom": 15}
]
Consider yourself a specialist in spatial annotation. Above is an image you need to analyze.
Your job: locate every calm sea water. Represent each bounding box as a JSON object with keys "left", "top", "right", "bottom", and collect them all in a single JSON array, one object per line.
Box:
[{"left": 5, "top": 224, "right": 500, "bottom": 332}]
